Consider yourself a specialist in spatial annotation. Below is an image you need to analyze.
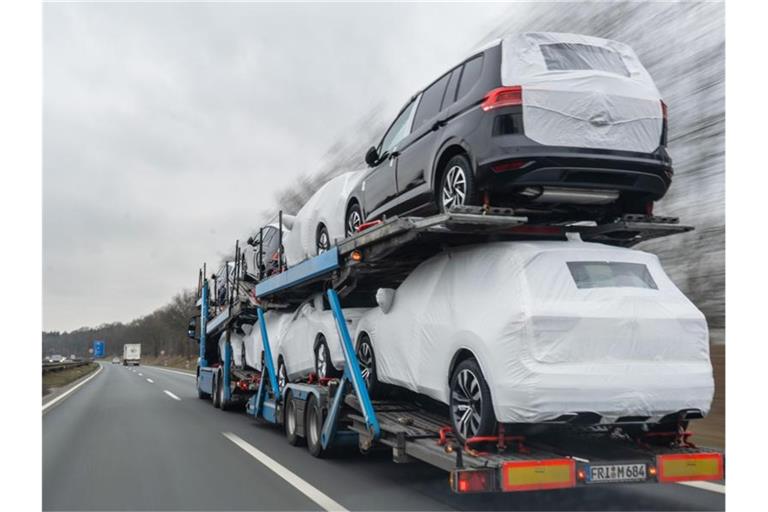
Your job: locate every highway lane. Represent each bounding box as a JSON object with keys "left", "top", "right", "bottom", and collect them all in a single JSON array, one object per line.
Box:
[{"left": 43, "top": 363, "right": 725, "bottom": 511}]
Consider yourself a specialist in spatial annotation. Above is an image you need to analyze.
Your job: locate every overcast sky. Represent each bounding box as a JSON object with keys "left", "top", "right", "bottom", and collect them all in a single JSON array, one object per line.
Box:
[{"left": 43, "top": 2, "right": 513, "bottom": 332}]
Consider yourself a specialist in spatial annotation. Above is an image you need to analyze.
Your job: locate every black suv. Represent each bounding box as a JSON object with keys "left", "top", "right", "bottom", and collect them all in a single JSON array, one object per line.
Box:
[{"left": 344, "top": 33, "right": 671, "bottom": 233}]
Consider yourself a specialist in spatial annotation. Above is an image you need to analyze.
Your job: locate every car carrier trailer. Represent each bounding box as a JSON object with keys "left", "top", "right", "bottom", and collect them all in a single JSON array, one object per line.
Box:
[{"left": 192, "top": 208, "right": 723, "bottom": 493}]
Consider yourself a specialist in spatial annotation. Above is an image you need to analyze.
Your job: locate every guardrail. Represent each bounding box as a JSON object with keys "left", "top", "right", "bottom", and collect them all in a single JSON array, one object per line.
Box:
[{"left": 42, "top": 361, "right": 90, "bottom": 374}]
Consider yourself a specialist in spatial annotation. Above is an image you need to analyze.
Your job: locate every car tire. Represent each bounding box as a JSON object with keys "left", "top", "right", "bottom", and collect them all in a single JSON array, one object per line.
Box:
[
  {"left": 438, "top": 154, "right": 478, "bottom": 213},
  {"left": 356, "top": 334, "right": 380, "bottom": 398},
  {"left": 277, "top": 358, "right": 289, "bottom": 392},
  {"left": 345, "top": 202, "right": 363, "bottom": 237},
  {"left": 305, "top": 394, "right": 327, "bottom": 458},
  {"left": 449, "top": 358, "right": 497, "bottom": 444},
  {"left": 315, "top": 336, "right": 340, "bottom": 379},
  {"left": 316, "top": 224, "right": 331, "bottom": 254},
  {"left": 284, "top": 391, "right": 304, "bottom": 446}
]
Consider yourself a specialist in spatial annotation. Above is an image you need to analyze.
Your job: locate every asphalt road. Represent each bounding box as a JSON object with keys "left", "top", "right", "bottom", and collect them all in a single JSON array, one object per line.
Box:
[{"left": 43, "top": 363, "right": 725, "bottom": 511}]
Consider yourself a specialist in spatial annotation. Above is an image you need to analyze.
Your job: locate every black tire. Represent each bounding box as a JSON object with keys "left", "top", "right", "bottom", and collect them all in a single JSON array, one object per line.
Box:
[
  {"left": 314, "top": 336, "right": 340, "bottom": 379},
  {"left": 345, "top": 202, "right": 363, "bottom": 237},
  {"left": 284, "top": 391, "right": 304, "bottom": 446},
  {"left": 438, "top": 154, "right": 477, "bottom": 213},
  {"left": 212, "top": 370, "right": 221, "bottom": 408},
  {"left": 449, "top": 358, "right": 497, "bottom": 444},
  {"left": 305, "top": 394, "right": 327, "bottom": 458},
  {"left": 316, "top": 224, "right": 331, "bottom": 254},
  {"left": 356, "top": 333, "right": 380, "bottom": 398}
]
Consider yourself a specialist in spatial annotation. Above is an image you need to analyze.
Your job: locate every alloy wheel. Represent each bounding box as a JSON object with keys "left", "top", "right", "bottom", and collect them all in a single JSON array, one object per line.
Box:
[
  {"left": 442, "top": 165, "right": 467, "bottom": 210},
  {"left": 278, "top": 362, "right": 287, "bottom": 390},
  {"left": 451, "top": 368, "right": 483, "bottom": 440},
  {"left": 346, "top": 209, "right": 362, "bottom": 237},
  {"left": 316, "top": 226, "right": 331, "bottom": 254},
  {"left": 358, "top": 342, "right": 373, "bottom": 388},
  {"left": 316, "top": 346, "right": 328, "bottom": 378}
]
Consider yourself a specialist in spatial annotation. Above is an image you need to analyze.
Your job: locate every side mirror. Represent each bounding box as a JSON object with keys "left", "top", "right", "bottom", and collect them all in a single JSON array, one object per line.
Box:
[
  {"left": 376, "top": 288, "right": 396, "bottom": 314},
  {"left": 187, "top": 317, "right": 197, "bottom": 340},
  {"left": 365, "top": 146, "right": 379, "bottom": 167}
]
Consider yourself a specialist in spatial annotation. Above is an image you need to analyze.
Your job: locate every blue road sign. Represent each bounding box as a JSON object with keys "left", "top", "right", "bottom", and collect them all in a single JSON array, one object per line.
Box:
[{"left": 93, "top": 340, "right": 105, "bottom": 358}]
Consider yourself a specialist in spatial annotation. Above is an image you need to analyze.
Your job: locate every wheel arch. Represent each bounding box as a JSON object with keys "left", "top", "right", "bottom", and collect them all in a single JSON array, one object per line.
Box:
[{"left": 431, "top": 140, "right": 474, "bottom": 200}]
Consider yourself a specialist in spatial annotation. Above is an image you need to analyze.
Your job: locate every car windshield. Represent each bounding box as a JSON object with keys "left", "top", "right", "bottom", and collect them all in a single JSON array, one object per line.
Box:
[
  {"left": 567, "top": 261, "right": 657, "bottom": 289},
  {"left": 539, "top": 42, "right": 630, "bottom": 77}
]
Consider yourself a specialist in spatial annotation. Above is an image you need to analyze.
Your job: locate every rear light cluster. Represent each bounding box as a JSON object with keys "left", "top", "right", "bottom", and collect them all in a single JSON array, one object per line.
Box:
[{"left": 481, "top": 86, "right": 523, "bottom": 111}]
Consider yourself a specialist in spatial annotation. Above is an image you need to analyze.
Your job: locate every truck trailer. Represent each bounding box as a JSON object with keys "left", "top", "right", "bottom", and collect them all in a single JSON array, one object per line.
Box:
[
  {"left": 190, "top": 208, "right": 724, "bottom": 494},
  {"left": 122, "top": 343, "right": 141, "bottom": 366}
]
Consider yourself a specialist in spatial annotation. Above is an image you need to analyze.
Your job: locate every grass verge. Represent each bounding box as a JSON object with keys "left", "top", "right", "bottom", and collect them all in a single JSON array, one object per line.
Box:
[{"left": 43, "top": 362, "right": 99, "bottom": 396}]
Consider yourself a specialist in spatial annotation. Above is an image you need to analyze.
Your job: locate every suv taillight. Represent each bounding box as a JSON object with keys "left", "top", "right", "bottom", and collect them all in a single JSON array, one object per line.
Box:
[{"left": 481, "top": 86, "right": 522, "bottom": 111}]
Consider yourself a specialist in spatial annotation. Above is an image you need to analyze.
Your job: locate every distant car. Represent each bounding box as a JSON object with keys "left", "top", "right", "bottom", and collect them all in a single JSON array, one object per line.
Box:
[
  {"left": 49, "top": 354, "right": 64, "bottom": 363},
  {"left": 112, "top": 357, "right": 120, "bottom": 364},
  {"left": 352, "top": 240, "right": 713, "bottom": 443},
  {"left": 284, "top": 171, "right": 366, "bottom": 266},
  {"left": 345, "top": 32, "right": 671, "bottom": 230}
]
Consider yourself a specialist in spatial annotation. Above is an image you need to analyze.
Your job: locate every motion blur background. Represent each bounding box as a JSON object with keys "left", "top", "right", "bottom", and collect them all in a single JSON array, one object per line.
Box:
[{"left": 43, "top": 0, "right": 724, "bottom": 423}]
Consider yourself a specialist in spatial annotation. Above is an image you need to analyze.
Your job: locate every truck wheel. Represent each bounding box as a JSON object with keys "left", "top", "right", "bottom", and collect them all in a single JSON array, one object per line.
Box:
[
  {"left": 212, "top": 371, "right": 221, "bottom": 408},
  {"left": 315, "top": 337, "right": 340, "bottom": 379},
  {"left": 196, "top": 372, "right": 209, "bottom": 399},
  {"left": 305, "top": 394, "right": 327, "bottom": 458},
  {"left": 449, "top": 358, "right": 497, "bottom": 444},
  {"left": 285, "top": 391, "right": 304, "bottom": 446}
]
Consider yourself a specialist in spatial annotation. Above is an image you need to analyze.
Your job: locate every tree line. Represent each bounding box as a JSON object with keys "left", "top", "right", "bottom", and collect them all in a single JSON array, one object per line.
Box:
[{"left": 42, "top": 291, "right": 198, "bottom": 359}]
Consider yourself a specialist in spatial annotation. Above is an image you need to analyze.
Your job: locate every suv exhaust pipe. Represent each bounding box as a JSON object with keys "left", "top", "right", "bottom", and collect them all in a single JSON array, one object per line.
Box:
[{"left": 519, "top": 186, "right": 619, "bottom": 205}]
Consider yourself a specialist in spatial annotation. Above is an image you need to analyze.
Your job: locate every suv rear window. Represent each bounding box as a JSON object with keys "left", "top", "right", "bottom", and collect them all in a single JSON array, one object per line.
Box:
[
  {"left": 456, "top": 54, "right": 483, "bottom": 100},
  {"left": 539, "top": 43, "right": 630, "bottom": 77},
  {"left": 567, "top": 261, "right": 657, "bottom": 289}
]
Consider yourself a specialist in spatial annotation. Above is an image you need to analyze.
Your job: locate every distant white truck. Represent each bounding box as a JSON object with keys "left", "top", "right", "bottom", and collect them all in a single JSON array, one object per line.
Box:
[{"left": 122, "top": 344, "right": 141, "bottom": 366}]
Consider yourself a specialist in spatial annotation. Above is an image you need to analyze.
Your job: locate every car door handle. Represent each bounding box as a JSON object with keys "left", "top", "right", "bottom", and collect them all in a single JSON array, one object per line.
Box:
[{"left": 431, "top": 120, "right": 447, "bottom": 131}]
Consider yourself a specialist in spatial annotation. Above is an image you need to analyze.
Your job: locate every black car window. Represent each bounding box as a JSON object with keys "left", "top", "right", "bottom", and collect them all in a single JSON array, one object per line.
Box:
[
  {"left": 567, "top": 261, "right": 658, "bottom": 290},
  {"left": 441, "top": 67, "right": 461, "bottom": 110},
  {"left": 412, "top": 73, "right": 451, "bottom": 130},
  {"left": 539, "top": 43, "right": 630, "bottom": 77},
  {"left": 456, "top": 55, "right": 483, "bottom": 100},
  {"left": 379, "top": 99, "right": 418, "bottom": 156}
]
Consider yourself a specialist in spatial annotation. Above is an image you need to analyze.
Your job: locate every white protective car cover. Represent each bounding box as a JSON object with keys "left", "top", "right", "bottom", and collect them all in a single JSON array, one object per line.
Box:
[
  {"left": 284, "top": 171, "right": 366, "bottom": 267},
  {"left": 501, "top": 32, "right": 663, "bottom": 153},
  {"left": 239, "top": 310, "right": 296, "bottom": 372},
  {"left": 275, "top": 297, "right": 369, "bottom": 378},
  {"left": 355, "top": 240, "right": 714, "bottom": 424}
]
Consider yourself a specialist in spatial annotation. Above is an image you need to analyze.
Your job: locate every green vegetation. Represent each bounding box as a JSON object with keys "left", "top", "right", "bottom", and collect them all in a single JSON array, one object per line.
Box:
[{"left": 43, "top": 363, "right": 98, "bottom": 396}]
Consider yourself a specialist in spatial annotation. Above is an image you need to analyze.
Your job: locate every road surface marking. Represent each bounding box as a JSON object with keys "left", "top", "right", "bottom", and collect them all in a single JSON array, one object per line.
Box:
[
  {"left": 138, "top": 372, "right": 143, "bottom": 376},
  {"left": 223, "top": 432, "right": 347, "bottom": 512},
  {"left": 679, "top": 481, "right": 725, "bottom": 494},
  {"left": 147, "top": 366, "right": 196, "bottom": 378},
  {"left": 146, "top": 378, "right": 154, "bottom": 383},
  {"left": 164, "top": 390, "right": 181, "bottom": 401},
  {"left": 42, "top": 364, "right": 102, "bottom": 413}
]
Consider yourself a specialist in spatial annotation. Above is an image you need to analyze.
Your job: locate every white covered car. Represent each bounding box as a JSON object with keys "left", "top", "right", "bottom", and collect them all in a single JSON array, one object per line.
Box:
[
  {"left": 233, "top": 296, "right": 369, "bottom": 388},
  {"left": 353, "top": 240, "right": 714, "bottom": 442},
  {"left": 284, "top": 171, "right": 366, "bottom": 267}
]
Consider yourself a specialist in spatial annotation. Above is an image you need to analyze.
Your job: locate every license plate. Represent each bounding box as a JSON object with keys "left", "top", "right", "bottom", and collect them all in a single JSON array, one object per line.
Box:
[{"left": 587, "top": 463, "right": 647, "bottom": 483}]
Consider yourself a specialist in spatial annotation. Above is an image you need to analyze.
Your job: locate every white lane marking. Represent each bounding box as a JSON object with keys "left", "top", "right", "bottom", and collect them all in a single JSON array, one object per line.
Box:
[
  {"left": 43, "top": 364, "right": 103, "bottom": 413},
  {"left": 223, "top": 432, "right": 347, "bottom": 511},
  {"left": 146, "top": 378, "right": 154, "bottom": 383},
  {"left": 138, "top": 372, "right": 143, "bottom": 376},
  {"left": 146, "top": 366, "right": 196, "bottom": 378},
  {"left": 164, "top": 390, "right": 181, "bottom": 401},
  {"left": 679, "top": 481, "right": 726, "bottom": 494}
]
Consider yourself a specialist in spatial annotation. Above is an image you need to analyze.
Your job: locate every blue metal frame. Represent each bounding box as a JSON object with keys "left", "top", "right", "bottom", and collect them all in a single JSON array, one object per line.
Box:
[
  {"left": 321, "top": 289, "right": 380, "bottom": 448},
  {"left": 199, "top": 281, "right": 209, "bottom": 369},
  {"left": 257, "top": 307, "right": 281, "bottom": 402},
  {"left": 223, "top": 334, "right": 232, "bottom": 402},
  {"left": 254, "top": 248, "right": 339, "bottom": 299}
]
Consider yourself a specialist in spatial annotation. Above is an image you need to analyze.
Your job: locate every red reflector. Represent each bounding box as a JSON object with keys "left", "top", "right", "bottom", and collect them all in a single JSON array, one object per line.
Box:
[
  {"left": 660, "top": 100, "right": 668, "bottom": 120},
  {"left": 454, "top": 469, "right": 494, "bottom": 493},
  {"left": 502, "top": 459, "right": 576, "bottom": 492},
  {"left": 356, "top": 220, "right": 382, "bottom": 233},
  {"left": 491, "top": 160, "right": 529, "bottom": 173},
  {"left": 657, "top": 453, "right": 724, "bottom": 483},
  {"left": 481, "top": 86, "right": 523, "bottom": 111}
]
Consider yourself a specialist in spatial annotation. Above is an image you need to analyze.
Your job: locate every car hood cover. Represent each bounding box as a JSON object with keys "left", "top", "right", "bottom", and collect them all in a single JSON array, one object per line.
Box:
[{"left": 501, "top": 32, "right": 664, "bottom": 153}]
